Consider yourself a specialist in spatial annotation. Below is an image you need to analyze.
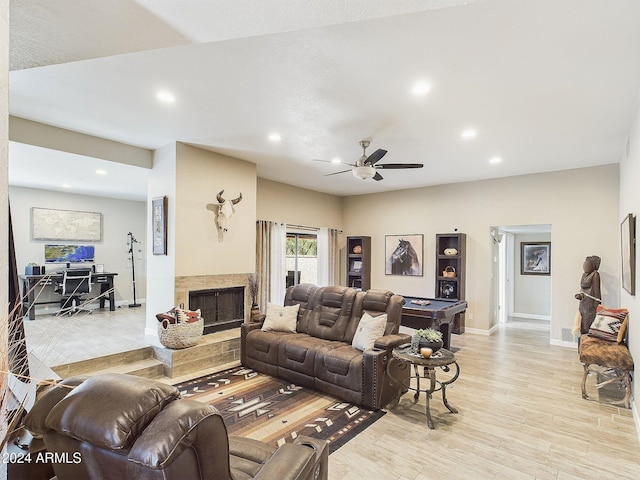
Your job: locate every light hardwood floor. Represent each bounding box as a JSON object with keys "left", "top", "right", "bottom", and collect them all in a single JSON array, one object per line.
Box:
[
  {"left": 330, "top": 322, "right": 640, "bottom": 480},
  {"left": 22, "top": 310, "right": 639, "bottom": 479}
]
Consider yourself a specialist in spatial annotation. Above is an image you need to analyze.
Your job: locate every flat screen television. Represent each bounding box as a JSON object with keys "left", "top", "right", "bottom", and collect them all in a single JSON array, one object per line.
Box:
[{"left": 45, "top": 244, "right": 95, "bottom": 264}]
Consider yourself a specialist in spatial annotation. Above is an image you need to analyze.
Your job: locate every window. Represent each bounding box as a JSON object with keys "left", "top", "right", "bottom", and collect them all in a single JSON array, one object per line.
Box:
[{"left": 286, "top": 232, "right": 318, "bottom": 287}]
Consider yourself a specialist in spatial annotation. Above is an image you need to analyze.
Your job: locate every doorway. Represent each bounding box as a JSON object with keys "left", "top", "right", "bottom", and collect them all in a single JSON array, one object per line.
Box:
[{"left": 491, "top": 225, "right": 552, "bottom": 332}]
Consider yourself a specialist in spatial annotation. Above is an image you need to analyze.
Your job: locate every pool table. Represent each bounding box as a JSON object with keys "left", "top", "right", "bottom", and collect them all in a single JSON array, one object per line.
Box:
[{"left": 400, "top": 296, "right": 468, "bottom": 350}]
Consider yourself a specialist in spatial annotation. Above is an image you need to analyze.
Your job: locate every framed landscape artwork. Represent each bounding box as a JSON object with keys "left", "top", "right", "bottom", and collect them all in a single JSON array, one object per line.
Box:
[
  {"left": 152, "top": 196, "right": 168, "bottom": 255},
  {"left": 521, "top": 242, "right": 551, "bottom": 275},
  {"left": 385, "top": 234, "right": 423, "bottom": 276},
  {"left": 621, "top": 213, "right": 636, "bottom": 295}
]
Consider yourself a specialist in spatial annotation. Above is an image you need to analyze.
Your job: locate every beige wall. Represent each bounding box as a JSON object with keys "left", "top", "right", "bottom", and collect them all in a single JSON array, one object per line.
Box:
[
  {"left": 619, "top": 102, "right": 640, "bottom": 417},
  {"left": 343, "top": 165, "right": 620, "bottom": 342},
  {"left": 9, "top": 186, "right": 147, "bottom": 307},
  {"left": 257, "top": 178, "right": 343, "bottom": 228},
  {"left": 175, "top": 143, "right": 257, "bottom": 276},
  {"left": 9, "top": 117, "right": 152, "bottom": 169}
]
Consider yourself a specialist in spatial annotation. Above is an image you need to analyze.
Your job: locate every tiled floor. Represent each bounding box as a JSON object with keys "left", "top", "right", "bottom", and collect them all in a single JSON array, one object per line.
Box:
[{"left": 22, "top": 305, "right": 152, "bottom": 367}]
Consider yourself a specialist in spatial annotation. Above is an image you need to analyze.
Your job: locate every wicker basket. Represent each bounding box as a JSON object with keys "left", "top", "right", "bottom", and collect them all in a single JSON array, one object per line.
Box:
[
  {"left": 442, "top": 266, "right": 457, "bottom": 278},
  {"left": 158, "top": 318, "right": 204, "bottom": 349}
]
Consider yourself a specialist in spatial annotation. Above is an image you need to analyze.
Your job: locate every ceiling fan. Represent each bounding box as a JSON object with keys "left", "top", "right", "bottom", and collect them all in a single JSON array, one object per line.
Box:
[{"left": 315, "top": 140, "right": 423, "bottom": 181}]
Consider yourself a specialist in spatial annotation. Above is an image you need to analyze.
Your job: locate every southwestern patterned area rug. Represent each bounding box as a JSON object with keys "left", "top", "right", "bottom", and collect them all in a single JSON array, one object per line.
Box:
[{"left": 174, "top": 366, "right": 385, "bottom": 453}]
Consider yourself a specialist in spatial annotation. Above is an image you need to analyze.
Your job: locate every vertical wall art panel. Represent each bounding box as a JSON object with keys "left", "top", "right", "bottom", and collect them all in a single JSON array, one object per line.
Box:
[{"left": 152, "top": 196, "right": 168, "bottom": 255}]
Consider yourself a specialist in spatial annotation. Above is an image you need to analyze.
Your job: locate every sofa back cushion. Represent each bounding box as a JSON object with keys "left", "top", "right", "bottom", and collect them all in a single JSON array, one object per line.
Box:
[
  {"left": 284, "top": 283, "right": 318, "bottom": 334},
  {"left": 344, "top": 290, "right": 405, "bottom": 342},
  {"left": 307, "top": 286, "right": 357, "bottom": 341}
]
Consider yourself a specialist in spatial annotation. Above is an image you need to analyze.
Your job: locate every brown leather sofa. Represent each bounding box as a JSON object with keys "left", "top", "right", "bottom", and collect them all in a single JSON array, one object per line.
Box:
[
  {"left": 23, "top": 373, "right": 328, "bottom": 480},
  {"left": 241, "top": 284, "right": 411, "bottom": 410}
]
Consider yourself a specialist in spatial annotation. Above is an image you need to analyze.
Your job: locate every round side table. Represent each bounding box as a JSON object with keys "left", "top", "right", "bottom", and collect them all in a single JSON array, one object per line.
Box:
[{"left": 391, "top": 346, "right": 460, "bottom": 429}]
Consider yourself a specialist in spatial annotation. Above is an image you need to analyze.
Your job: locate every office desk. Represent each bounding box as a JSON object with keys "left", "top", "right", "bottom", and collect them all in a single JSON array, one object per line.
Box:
[
  {"left": 20, "top": 272, "right": 118, "bottom": 320},
  {"left": 400, "top": 296, "right": 468, "bottom": 350}
]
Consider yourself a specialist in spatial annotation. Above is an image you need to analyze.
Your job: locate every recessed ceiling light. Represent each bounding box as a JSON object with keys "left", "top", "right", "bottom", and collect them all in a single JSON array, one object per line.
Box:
[
  {"left": 331, "top": 158, "right": 341, "bottom": 164},
  {"left": 61, "top": 184, "right": 71, "bottom": 188},
  {"left": 96, "top": 169, "right": 107, "bottom": 175},
  {"left": 268, "top": 133, "right": 282, "bottom": 142},
  {"left": 489, "top": 156, "right": 502, "bottom": 164},
  {"left": 461, "top": 129, "right": 477, "bottom": 140},
  {"left": 411, "top": 80, "right": 431, "bottom": 96},
  {"left": 156, "top": 90, "right": 176, "bottom": 103}
]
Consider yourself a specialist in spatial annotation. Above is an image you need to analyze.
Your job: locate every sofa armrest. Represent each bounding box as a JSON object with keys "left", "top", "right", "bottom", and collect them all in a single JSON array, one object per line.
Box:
[
  {"left": 293, "top": 436, "right": 328, "bottom": 480},
  {"left": 242, "top": 321, "right": 263, "bottom": 334},
  {"left": 253, "top": 443, "right": 317, "bottom": 480},
  {"left": 373, "top": 333, "right": 411, "bottom": 351}
]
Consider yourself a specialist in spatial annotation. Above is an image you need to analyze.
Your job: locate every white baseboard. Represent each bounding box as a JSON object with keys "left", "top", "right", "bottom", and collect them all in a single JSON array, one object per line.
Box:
[
  {"left": 549, "top": 339, "right": 578, "bottom": 349},
  {"left": 633, "top": 402, "right": 640, "bottom": 444},
  {"left": 465, "top": 324, "right": 499, "bottom": 336},
  {"left": 512, "top": 312, "right": 551, "bottom": 321}
]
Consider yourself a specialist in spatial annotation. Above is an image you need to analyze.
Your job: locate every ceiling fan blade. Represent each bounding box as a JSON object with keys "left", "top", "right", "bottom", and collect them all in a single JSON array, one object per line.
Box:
[
  {"left": 373, "top": 172, "right": 384, "bottom": 181},
  {"left": 313, "top": 159, "right": 354, "bottom": 167},
  {"left": 375, "top": 163, "right": 423, "bottom": 170},
  {"left": 366, "top": 149, "right": 387, "bottom": 165},
  {"left": 324, "top": 169, "right": 352, "bottom": 177}
]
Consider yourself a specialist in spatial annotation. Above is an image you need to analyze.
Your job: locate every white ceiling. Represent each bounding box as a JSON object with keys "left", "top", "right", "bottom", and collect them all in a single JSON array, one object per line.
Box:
[{"left": 8, "top": 0, "right": 640, "bottom": 200}]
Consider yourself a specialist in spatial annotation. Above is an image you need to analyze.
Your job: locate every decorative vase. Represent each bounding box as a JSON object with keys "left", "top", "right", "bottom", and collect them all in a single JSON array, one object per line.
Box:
[{"left": 250, "top": 304, "right": 261, "bottom": 322}]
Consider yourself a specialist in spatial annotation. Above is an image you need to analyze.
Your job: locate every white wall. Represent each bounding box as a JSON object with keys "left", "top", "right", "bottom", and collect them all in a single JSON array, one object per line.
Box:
[
  {"left": 513, "top": 233, "right": 552, "bottom": 319},
  {"left": 145, "top": 143, "right": 177, "bottom": 336},
  {"left": 1, "top": 3, "right": 7, "bottom": 474},
  {"left": 9, "top": 186, "right": 146, "bottom": 308},
  {"left": 343, "top": 165, "right": 620, "bottom": 343},
  {"left": 619, "top": 100, "right": 640, "bottom": 420}
]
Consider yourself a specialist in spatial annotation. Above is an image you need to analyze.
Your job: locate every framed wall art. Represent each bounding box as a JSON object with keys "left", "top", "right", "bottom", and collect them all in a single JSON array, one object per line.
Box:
[
  {"left": 31, "top": 207, "right": 102, "bottom": 242},
  {"left": 520, "top": 242, "right": 551, "bottom": 275},
  {"left": 152, "top": 196, "right": 168, "bottom": 255},
  {"left": 621, "top": 213, "right": 636, "bottom": 295},
  {"left": 385, "top": 234, "right": 423, "bottom": 276}
]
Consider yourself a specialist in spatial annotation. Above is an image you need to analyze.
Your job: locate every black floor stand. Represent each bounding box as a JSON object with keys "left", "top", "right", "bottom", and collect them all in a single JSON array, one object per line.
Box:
[{"left": 128, "top": 232, "right": 141, "bottom": 308}]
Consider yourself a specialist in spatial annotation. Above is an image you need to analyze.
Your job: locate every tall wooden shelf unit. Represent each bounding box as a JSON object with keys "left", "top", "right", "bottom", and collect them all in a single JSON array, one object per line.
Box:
[
  {"left": 346, "top": 236, "right": 371, "bottom": 290},
  {"left": 435, "top": 233, "right": 466, "bottom": 334}
]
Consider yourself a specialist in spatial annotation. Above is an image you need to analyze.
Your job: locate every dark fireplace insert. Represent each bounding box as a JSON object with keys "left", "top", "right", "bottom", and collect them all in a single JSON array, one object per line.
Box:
[{"left": 189, "top": 286, "right": 244, "bottom": 334}]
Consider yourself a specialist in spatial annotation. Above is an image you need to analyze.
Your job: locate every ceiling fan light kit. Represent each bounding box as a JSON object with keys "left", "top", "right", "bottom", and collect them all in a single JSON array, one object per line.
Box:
[
  {"left": 317, "top": 139, "right": 424, "bottom": 182},
  {"left": 353, "top": 165, "right": 376, "bottom": 180}
]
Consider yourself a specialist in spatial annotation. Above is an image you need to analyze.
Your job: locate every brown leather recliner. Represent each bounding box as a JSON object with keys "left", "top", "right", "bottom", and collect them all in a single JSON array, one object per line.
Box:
[{"left": 23, "top": 373, "right": 328, "bottom": 480}]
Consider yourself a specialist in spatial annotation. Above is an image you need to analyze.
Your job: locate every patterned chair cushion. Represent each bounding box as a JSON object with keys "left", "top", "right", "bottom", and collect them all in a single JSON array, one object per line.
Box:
[{"left": 579, "top": 335, "right": 634, "bottom": 371}]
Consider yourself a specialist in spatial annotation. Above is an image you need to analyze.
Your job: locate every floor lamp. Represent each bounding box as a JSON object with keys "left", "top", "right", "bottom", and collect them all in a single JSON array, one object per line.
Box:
[{"left": 128, "top": 232, "right": 141, "bottom": 308}]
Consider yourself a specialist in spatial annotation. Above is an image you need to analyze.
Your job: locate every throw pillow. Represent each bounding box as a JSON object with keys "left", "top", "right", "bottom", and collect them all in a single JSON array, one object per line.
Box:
[
  {"left": 175, "top": 308, "right": 201, "bottom": 324},
  {"left": 261, "top": 303, "right": 300, "bottom": 333},
  {"left": 156, "top": 312, "right": 176, "bottom": 324},
  {"left": 352, "top": 312, "right": 388, "bottom": 351},
  {"left": 588, "top": 306, "right": 628, "bottom": 342}
]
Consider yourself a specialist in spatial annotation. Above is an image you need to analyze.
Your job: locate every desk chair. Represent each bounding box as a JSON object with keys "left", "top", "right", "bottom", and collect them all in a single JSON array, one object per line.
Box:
[{"left": 54, "top": 268, "right": 92, "bottom": 315}]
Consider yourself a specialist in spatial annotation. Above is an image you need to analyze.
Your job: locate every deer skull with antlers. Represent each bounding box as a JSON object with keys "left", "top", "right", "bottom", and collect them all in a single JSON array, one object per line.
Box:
[{"left": 215, "top": 190, "right": 242, "bottom": 237}]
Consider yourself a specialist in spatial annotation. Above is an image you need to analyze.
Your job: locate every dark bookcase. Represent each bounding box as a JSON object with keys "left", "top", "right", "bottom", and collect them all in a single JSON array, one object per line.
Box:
[
  {"left": 346, "top": 236, "right": 371, "bottom": 290},
  {"left": 435, "top": 233, "right": 466, "bottom": 333}
]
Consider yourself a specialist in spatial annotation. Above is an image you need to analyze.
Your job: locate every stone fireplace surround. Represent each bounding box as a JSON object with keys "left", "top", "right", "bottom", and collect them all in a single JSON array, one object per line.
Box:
[{"left": 175, "top": 273, "right": 252, "bottom": 329}]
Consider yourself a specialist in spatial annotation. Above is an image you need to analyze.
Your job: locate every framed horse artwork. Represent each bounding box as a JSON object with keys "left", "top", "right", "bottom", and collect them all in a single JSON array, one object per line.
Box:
[{"left": 385, "top": 234, "right": 424, "bottom": 276}]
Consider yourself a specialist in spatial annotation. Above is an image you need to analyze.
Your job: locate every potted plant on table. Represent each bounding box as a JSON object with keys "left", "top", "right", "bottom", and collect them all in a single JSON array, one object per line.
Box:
[{"left": 411, "top": 328, "right": 444, "bottom": 354}]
